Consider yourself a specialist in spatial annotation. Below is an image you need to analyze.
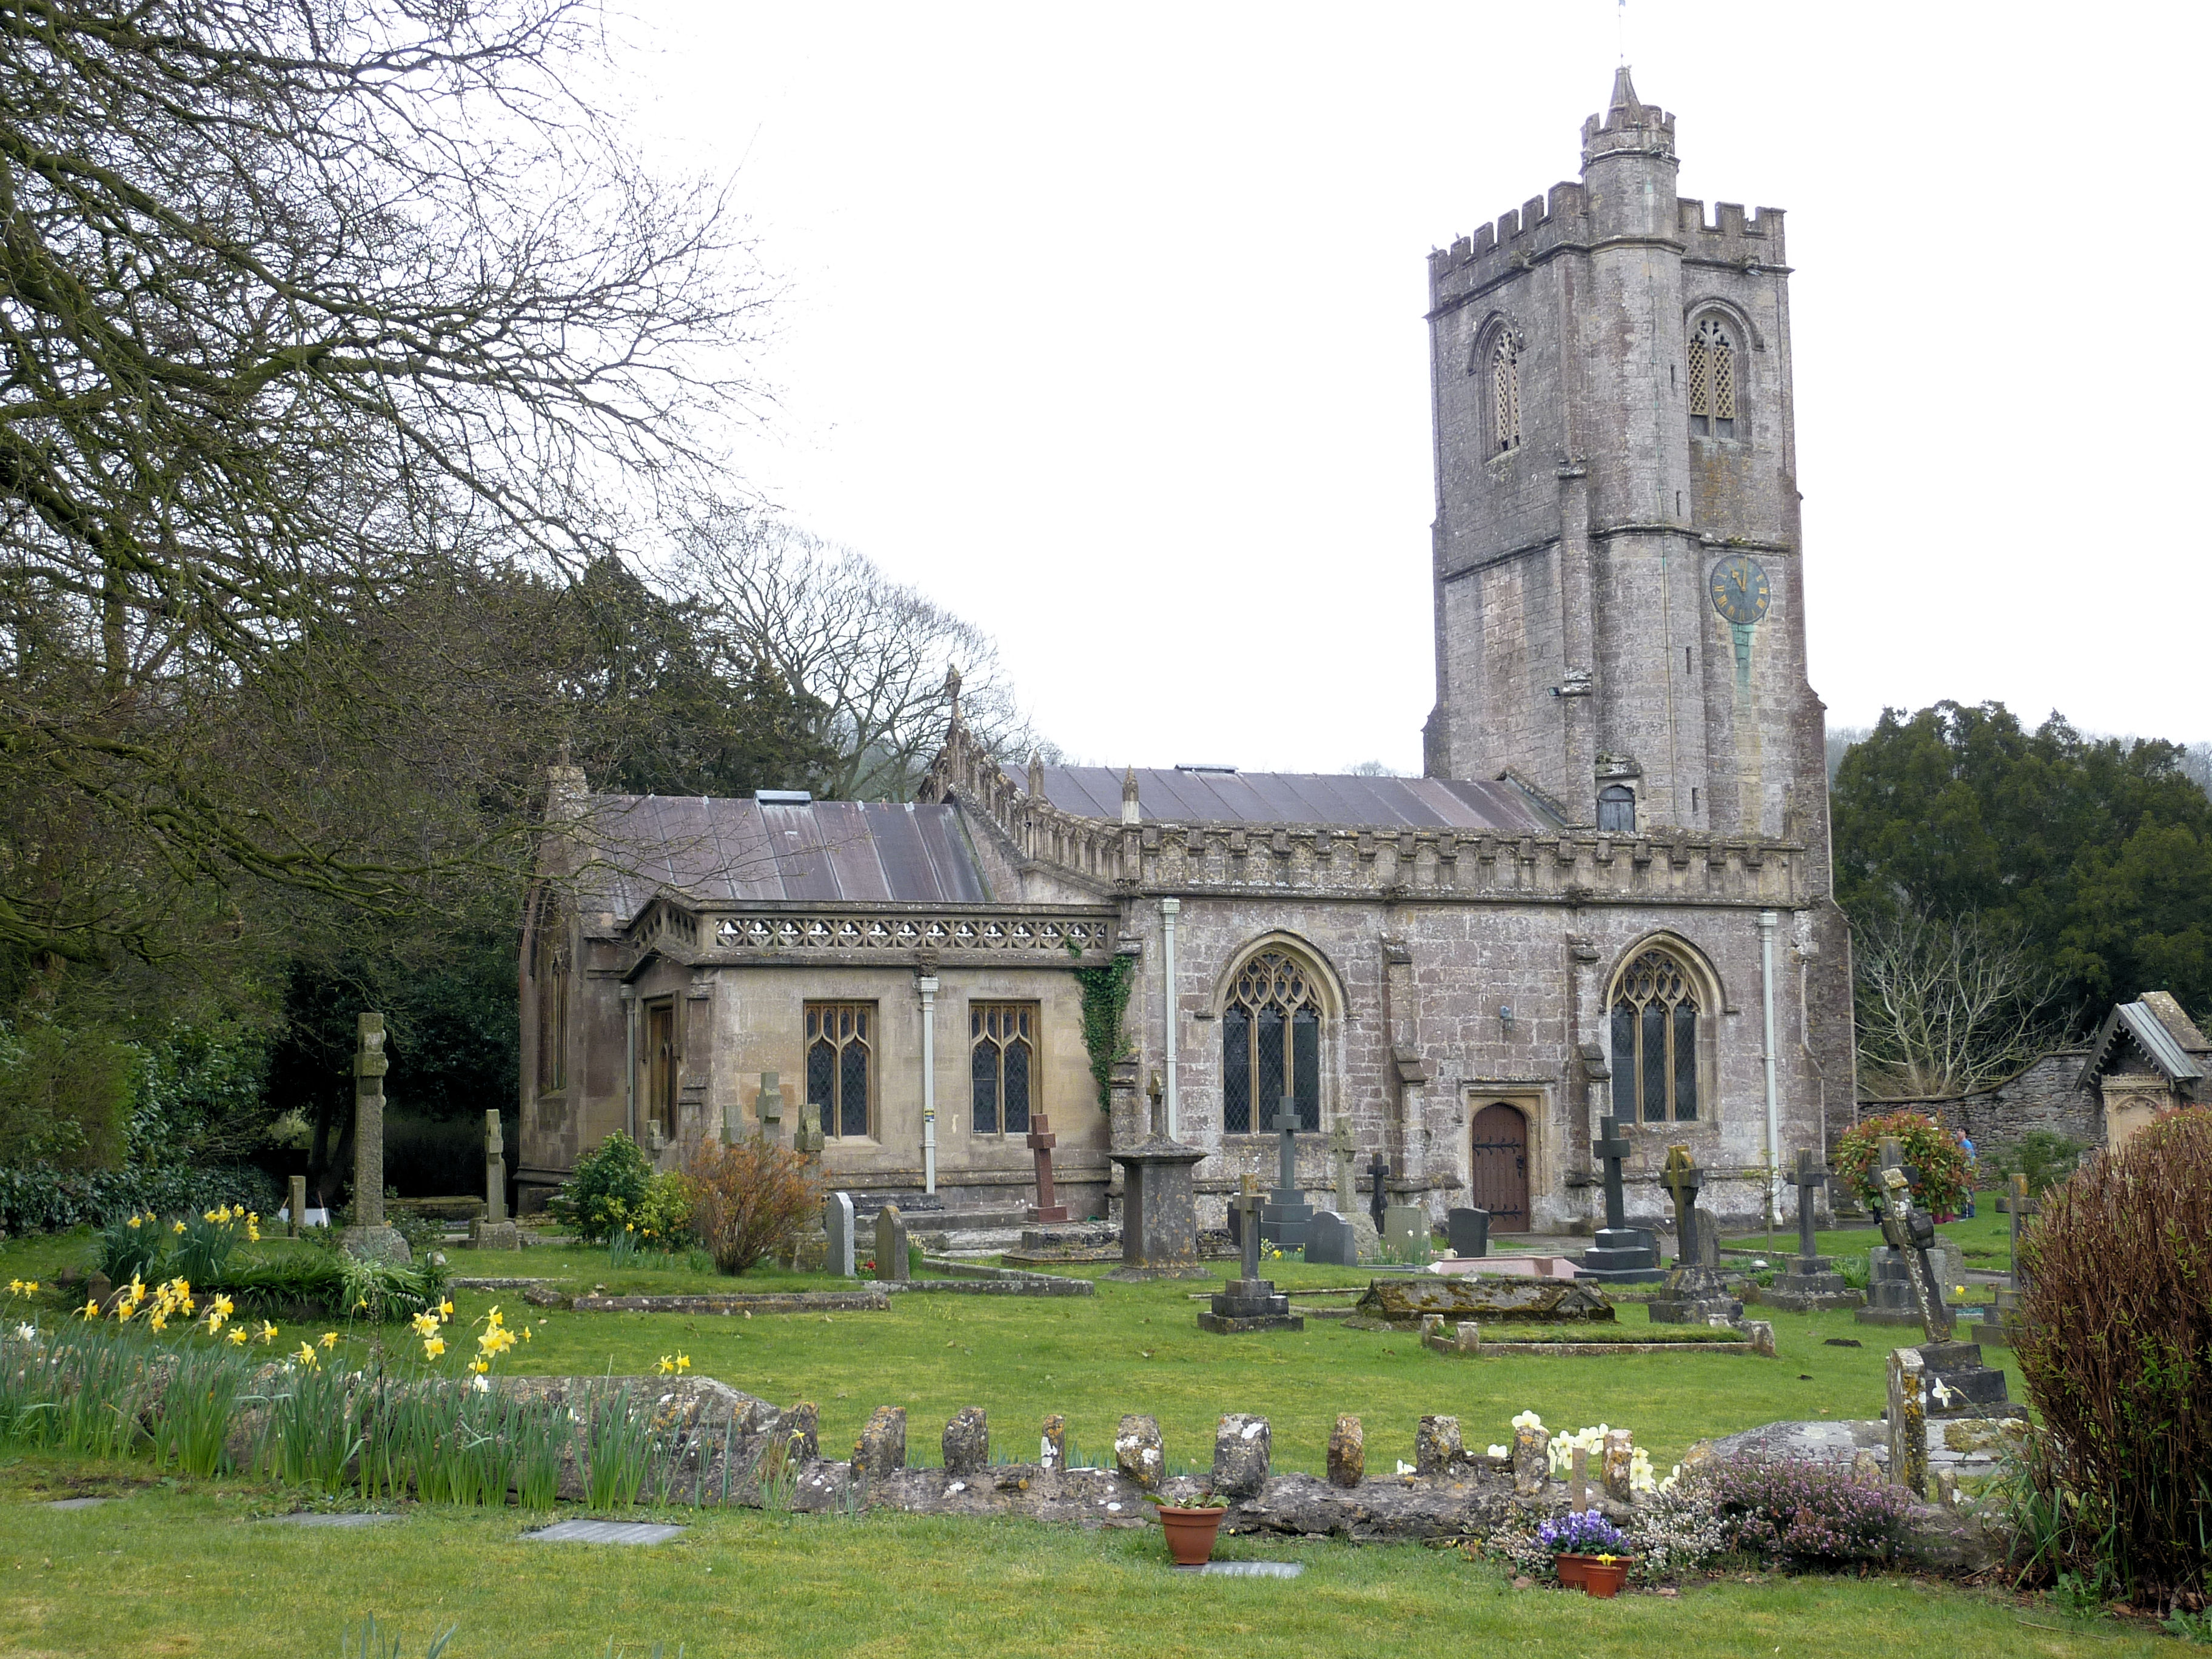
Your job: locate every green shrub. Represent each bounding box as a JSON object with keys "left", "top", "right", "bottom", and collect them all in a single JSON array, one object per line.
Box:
[
  {"left": 2013, "top": 1107, "right": 2212, "bottom": 1605},
  {"left": 1834, "top": 1110, "right": 1971, "bottom": 1216},
  {"left": 97, "top": 1208, "right": 167, "bottom": 1285},
  {"left": 0, "top": 1017, "right": 134, "bottom": 1170},
  {"left": 1986, "top": 1130, "right": 2085, "bottom": 1197},
  {"left": 548, "top": 1132, "right": 653, "bottom": 1245}
]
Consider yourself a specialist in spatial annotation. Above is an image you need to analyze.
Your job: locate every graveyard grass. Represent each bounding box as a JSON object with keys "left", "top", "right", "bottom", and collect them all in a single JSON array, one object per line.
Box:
[{"left": 0, "top": 1453, "right": 2171, "bottom": 1659}]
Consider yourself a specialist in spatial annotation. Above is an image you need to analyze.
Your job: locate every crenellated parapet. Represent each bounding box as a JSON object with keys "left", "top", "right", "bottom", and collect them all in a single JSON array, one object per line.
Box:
[{"left": 1676, "top": 198, "right": 1786, "bottom": 267}]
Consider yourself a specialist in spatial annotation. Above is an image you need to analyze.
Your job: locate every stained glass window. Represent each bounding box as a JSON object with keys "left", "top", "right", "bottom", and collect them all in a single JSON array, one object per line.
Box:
[
  {"left": 970, "top": 1003, "right": 1036, "bottom": 1135},
  {"left": 1222, "top": 950, "right": 1324, "bottom": 1133},
  {"left": 1608, "top": 948, "right": 1701, "bottom": 1122},
  {"left": 806, "top": 1002, "right": 874, "bottom": 1139}
]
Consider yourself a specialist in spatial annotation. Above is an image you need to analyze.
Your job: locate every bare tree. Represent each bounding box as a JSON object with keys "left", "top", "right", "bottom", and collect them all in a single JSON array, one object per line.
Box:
[
  {"left": 0, "top": 1, "right": 768, "bottom": 962},
  {"left": 1852, "top": 905, "right": 2069, "bottom": 1098},
  {"left": 672, "top": 513, "right": 1048, "bottom": 800}
]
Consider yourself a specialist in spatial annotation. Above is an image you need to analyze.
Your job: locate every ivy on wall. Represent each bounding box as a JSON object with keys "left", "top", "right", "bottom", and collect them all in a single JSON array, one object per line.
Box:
[{"left": 1071, "top": 951, "right": 1137, "bottom": 1111}]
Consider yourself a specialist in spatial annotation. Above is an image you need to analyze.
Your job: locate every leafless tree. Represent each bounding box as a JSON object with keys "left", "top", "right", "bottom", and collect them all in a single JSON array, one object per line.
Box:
[
  {"left": 1852, "top": 905, "right": 2069, "bottom": 1098},
  {"left": 0, "top": 1, "right": 769, "bottom": 962},
  {"left": 672, "top": 512, "right": 1050, "bottom": 800}
]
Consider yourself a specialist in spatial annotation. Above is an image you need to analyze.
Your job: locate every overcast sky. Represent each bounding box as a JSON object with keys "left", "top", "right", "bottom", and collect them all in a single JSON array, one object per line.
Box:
[{"left": 623, "top": 1, "right": 2211, "bottom": 774}]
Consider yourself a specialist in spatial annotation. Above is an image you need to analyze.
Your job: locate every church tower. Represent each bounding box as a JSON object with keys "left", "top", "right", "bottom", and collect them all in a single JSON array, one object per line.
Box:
[{"left": 1423, "top": 69, "right": 1828, "bottom": 863}]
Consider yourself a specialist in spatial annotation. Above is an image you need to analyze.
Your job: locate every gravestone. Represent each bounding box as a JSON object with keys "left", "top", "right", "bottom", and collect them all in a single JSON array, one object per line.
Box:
[
  {"left": 1026, "top": 1113, "right": 1070, "bottom": 1224},
  {"left": 1982, "top": 1174, "right": 2039, "bottom": 1349},
  {"left": 1379, "top": 1204, "right": 1428, "bottom": 1259},
  {"left": 1303, "top": 1210, "right": 1358, "bottom": 1267},
  {"left": 1445, "top": 1207, "right": 1490, "bottom": 1259},
  {"left": 756, "top": 1073, "right": 783, "bottom": 1143},
  {"left": 287, "top": 1174, "right": 307, "bottom": 1239},
  {"left": 1647, "top": 1145, "right": 1739, "bottom": 1324},
  {"left": 340, "top": 1013, "right": 409, "bottom": 1263},
  {"left": 1764, "top": 1149, "right": 1857, "bottom": 1310},
  {"left": 1107, "top": 1124, "right": 1207, "bottom": 1279},
  {"left": 874, "top": 1204, "right": 910, "bottom": 1282},
  {"left": 1367, "top": 1152, "right": 1389, "bottom": 1233},
  {"left": 1574, "top": 1114, "right": 1663, "bottom": 1284},
  {"left": 1866, "top": 1137, "right": 2014, "bottom": 1421},
  {"left": 470, "top": 1110, "right": 522, "bottom": 1250},
  {"left": 1329, "top": 1119, "right": 1357, "bottom": 1216},
  {"left": 824, "top": 1191, "right": 857, "bottom": 1278},
  {"left": 1259, "top": 1098, "right": 1313, "bottom": 1249},
  {"left": 1199, "top": 1177, "right": 1303, "bottom": 1333}
]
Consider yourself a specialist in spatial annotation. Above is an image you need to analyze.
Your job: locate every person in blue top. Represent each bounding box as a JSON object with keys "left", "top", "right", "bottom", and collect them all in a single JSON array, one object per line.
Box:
[{"left": 1959, "top": 1134, "right": 1978, "bottom": 1220}]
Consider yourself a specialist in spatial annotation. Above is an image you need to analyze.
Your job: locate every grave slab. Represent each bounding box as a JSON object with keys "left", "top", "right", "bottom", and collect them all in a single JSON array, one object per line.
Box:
[
  {"left": 526, "top": 1520, "right": 686, "bottom": 1544},
  {"left": 45, "top": 1497, "right": 111, "bottom": 1510},
  {"left": 1175, "top": 1561, "right": 1304, "bottom": 1578},
  {"left": 261, "top": 1510, "right": 403, "bottom": 1528}
]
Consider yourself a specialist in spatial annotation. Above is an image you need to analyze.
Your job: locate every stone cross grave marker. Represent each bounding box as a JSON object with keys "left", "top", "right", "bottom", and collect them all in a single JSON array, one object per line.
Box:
[
  {"left": 1329, "top": 1118, "right": 1356, "bottom": 1215},
  {"left": 1262, "top": 1096, "right": 1313, "bottom": 1248},
  {"left": 1577, "top": 1114, "right": 1663, "bottom": 1283},
  {"left": 1873, "top": 1137, "right": 1952, "bottom": 1344},
  {"left": 340, "top": 1013, "right": 409, "bottom": 1262},
  {"left": 1647, "top": 1144, "right": 1740, "bottom": 1323},
  {"left": 1367, "top": 1152, "right": 1389, "bottom": 1233},
  {"left": 1199, "top": 1173, "right": 1302, "bottom": 1333},
  {"left": 1026, "top": 1113, "right": 1070, "bottom": 1224},
  {"left": 484, "top": 1109, "right": 508, "bottom": 1223},
  {"left": 1661, "top": 1144, "right": 1704, "bottom": 1269},
  {"left": 1790, "top": 1148, "right": 1830, "bottom": 1264},
  {"left": 1236, "top": 1177, "right": 1263, "bottom": 1283},
  {"left": 2008, "top": 1173, "right": 2040, "bottom": 1295},
  {"left": 756, "top": 1072, "right": 783, "bottom": 1142}
]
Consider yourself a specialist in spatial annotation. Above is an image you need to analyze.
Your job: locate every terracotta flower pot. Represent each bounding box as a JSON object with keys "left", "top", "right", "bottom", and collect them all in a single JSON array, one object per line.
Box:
[
  {"left": 1555, "top": 1553, "right": 1594, "bottom": 1589},
  {"left": 1583, "top": 1558, "right": 1633, "bottom": 1598},
  {"left": 1157, "top": 1504, "right": 1227, "bottom": 1566}
]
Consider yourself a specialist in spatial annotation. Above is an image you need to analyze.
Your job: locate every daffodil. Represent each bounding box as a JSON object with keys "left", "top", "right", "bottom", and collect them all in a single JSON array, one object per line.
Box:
[
  {"left": 469, "top": 1359, "right": 489, "bottom": 1376},
  {"left": 295, "top": 1342, "right": 319, "bottom": 1367},
  {"left": 675, "top": 1353, "right": 691, "bottom": 1373},
  {"left": 318, "top": 1330, "right": 338, "bottom": 1350},
  {"left": 411, "top": 1312, "right": 440, "bottom": 1338},
  {"left": 148, "top": 1312, "right": 168, "bottom": 1333},
  {"left": 81, "top": 1298, "right": 99, "bottom": 1321},
  {"left": 127, "top": 1214, "right": 143, "bottom": 1230},
  {"left": 438, "top": 1299, "right": 454, "bottom": 1318},
  {"left": 655, "top": 1355, "right": 676, "bottom": 1375},
  {"left": 260, "top": 1321, "right": 279, "bottom": 1344},
  {"left": 521, "top": 1326, "right": 532, "bottom": 1343},
  {"left": 423, "top": 1336, "right": 446, "bottom": 1360},
  {"left": 172, "top": 1220, "right": 186, "bottom": 1234},
  {"left": 226, "top": 1327, "right": 250, "bottom": 1347}
]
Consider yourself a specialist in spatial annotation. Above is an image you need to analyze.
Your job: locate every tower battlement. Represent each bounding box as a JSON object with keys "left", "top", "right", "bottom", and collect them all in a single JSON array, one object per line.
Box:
[
  {"left": 1425, "top": 180, "right": 1586, "bottom": 307},
  {"left": 1676, "top": 199, "right": 1788, "bottom": 263}
]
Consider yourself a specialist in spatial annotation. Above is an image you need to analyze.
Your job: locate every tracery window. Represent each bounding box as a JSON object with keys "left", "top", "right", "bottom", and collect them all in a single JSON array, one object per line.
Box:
[
  {"left": 1687, "top": 317, "right": 1737, "bottom": 438},
  {"left": 806, "top": 1002, "right": 876, "bottom": 1139},
  {"left": 1609, "top": 947, "right": 1701, "bottom": 1123},
  {"left": 1222, "top": 950, "right": 1322, "bottom": 1134},
  {"left": 532, "top": 893, "right": 568, "bottom": 1095},
  {"left": 971, "top": 1002, "right": 1036, "bottom": 1136},
  {"left": 1597, "top": 784, "right": 1637, "bottom": 834},
  {"left": 1490, "top": 332, "right": 1523, "bottom": 454}
]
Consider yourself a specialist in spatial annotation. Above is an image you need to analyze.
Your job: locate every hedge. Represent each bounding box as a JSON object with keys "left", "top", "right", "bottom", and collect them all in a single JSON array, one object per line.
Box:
[{"left": 0, "top": 1162, "right": 280, "bottom": 1236}]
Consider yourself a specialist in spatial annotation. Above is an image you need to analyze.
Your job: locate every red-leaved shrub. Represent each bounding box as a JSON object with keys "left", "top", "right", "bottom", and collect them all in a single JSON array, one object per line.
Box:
[
  {"left": 2015, "top": 1107, "right": 2212, "bottom": 1603},
  {"left": 683, "top": 1138, "right": 820, "bottom": 1275}
]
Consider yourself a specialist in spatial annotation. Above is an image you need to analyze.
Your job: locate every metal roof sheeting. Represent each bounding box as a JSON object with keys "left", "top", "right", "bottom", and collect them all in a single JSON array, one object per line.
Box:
[
  {"left": 2079, "top": 999, "right": 2208, "bottom": 1089},
  {"left": 1006, "top": 765, "right": 1561, "bottom": 833},
  {"left": 575, "top": 797, "right": 990, "bottom": 922}
]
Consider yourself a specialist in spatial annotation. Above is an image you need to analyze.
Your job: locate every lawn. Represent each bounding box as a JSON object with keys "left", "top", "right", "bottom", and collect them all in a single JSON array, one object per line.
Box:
[
  {"left": 0, "top": 1452, "right": 2172, "bottom": 1659},
  {"left": 2, "top": 1230, "right": 2027, "bottom": 1475},
  {"left": 1726, "top": 1212, "right": 2019, "bottom": 1274}
]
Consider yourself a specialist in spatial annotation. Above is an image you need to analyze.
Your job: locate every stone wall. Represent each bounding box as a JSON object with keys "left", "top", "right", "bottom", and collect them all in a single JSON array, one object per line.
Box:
[{"left": 1855, "top": 1050, "right": 2099, "bottom": 1164}]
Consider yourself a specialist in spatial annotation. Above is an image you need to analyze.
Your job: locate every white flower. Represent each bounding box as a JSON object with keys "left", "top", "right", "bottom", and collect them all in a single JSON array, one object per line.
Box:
[
  {"left": 1487, "top": 1444, "right": 1509, "bottom": 1458},
  {"left": 1395, "top": 1460, "right": 1415, "bottom": 1475},
  {"left": 12, "top": 1322, "right": 33, "bottom": 1342},
  {"left": 470, "top": 1373, "right": 491, "bottom": 1393},
  {"left": 1930, "top": 1379, "right": 1954, "bottom": 1407},
  {"left": 1509, "top": 1410, "right": 1544, "bottom": 1432}
]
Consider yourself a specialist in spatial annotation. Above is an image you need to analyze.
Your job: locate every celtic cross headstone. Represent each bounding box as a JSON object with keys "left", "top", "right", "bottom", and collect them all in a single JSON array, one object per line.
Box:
[{"left": 340, "top": 1013, "right": 409, "bottom": 1262}]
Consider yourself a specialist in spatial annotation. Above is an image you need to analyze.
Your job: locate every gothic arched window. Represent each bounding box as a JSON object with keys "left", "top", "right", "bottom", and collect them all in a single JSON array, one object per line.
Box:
[
  {"left": 1609, "top": 946, "right": 1703, "bottom": 1122},
  {"left": 971, "top": 1002, "right": 1036, "bottom": 1136},
  {"left": 1598, "top": 784, "right": 1637, "bottom": 834},
  {"left": 532, "top": 892, "right": 568, "bottom": 1096},
  {"left": 1490, "top": 332, "right": 1523, "bottom": 454},
  {"left": 1222, "top": 949, "right": 1324, "bottom": 1134},
  {"left": 1687, "top": 317, "right": 1737, "bottom": 439},
  {"left": 807, "top": 1001, "right": 875, "bottom": 1139}
]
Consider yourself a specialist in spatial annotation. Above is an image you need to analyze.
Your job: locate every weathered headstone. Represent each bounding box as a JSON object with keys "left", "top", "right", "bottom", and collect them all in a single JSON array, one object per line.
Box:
[
  {"left": 1329, "top": 1119, "right": 1357, "bottom": 1216},
  {"left": 756, "top": 1072, "right": 783, "bottom": 1142},
  {"left": 1113, "top": 1413, "right": 1164, "bottom": 1488},
  {"left": 1260, "top": 1098, "right": 1313, "bottom": 1248},
  {"left": 287, "top": 1174, "right": 307, "bottom": 1239},
  {"left": 1327, "top": 1415, "right": 1364, "bottom": 1488},
  {"left": 1868, "top": 1138, "right": 2015, "bottom": 1418},
  {"left": 874, "top": 1204, "right": 910, "bottom": 1282},
  {"left": 1764, "top": 1149, "right": 1857, "bottom": 1310},
  {"left": 1212, "top": 1413, "right": 1270, "bottom": 1497},
  {"left": 1199, "top": 1176, "right": 1302, "bottom": 1333},
  {"left": 824, "top": 1191, "right": 856, "bottom": 1278},
  {"left": 1302, "top": 1210, "right": 1358, "bottom": 1267},
  {"left": 1379, "top": 1203, "right": 1429, "bottom": 1259},
  {"left": 1367, "top": 1151, "right": 1389, "bottom": 1233},
  {"left": 854, "top": 1406, "right": 905, "bottom": 1478},
  {"left": 1349, "top": 1275, "right": 1615, "bottom": 1329},
  {"left": 1575, "top": 1114, "right": 1664, "bottom": 1283},
  {"left": 1107, "top": 1124, "right": 1207, "bottom": 1279},
  {"left": 470, "top": 1110, "right": 522, "bottom": 1250},
  {"left": 1983, "top": 1173, "right": 2040, "bottom": 1349},
  {"left": 1647, "top": 1145, "right": 1738, "bottom": 1324},
  {"left": 1414, "top": 1415, "right": 1464, "bottom": 1475},
  {"left": 1445, "top": 1207, "right": 1490, "bottom": 1259},
  {"left": 942, "top": 1407, "right": 988, "bottom": 1475},
  {"left": 1025, "top": 1113, "right": 1070, "bottom": 1224},
  {"left": 340, "top": 1013, "right": 409, "bottom": 1262}
]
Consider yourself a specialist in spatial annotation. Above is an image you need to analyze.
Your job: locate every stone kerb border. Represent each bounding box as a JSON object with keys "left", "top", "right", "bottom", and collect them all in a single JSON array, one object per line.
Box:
[{"left": 545, "top": 1290, "right": 894, "bottom": 1315}]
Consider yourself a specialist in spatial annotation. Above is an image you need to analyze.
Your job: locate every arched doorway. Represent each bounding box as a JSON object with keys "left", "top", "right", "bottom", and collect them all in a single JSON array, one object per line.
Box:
[{"left": 1469, "top": 1103, "right": 1529, "bottom": 1230}]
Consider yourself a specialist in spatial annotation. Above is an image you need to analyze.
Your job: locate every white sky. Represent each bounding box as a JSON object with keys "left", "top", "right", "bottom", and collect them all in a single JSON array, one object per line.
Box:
[{"left": 620, "top": 1, "right": 2212, "bottom": 774}]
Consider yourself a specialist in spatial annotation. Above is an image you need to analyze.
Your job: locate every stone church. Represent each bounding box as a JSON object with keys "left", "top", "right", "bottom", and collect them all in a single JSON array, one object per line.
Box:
[{"left": 517, "top": 70, "right": 1857, "bottom": 1235}]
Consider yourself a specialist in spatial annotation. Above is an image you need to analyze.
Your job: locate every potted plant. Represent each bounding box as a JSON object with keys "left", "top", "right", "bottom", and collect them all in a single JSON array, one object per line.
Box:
[
  {"left": 1583, "top": 1553, "right": 1632, "bottom": 1598},
  {"left": 1539, "top": 1511, "right": 1631, "bottom": 1591},
  {"left": 1147, "top": 1490, "right": 1230, "bottom": 1565}
]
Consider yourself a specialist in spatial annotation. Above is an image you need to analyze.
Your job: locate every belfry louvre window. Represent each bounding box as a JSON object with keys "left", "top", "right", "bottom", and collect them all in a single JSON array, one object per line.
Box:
[
  {"left": 1222, "top": 950, "right": 1322, "bottom": 1134},
  {"left": 1687, "top": 318, "right": 1737, "bottom": 438},
  {"left": 971, "top": 1002, "right": 1036, "bottom": 1136},
  {"left": 806, "top": 1002, "right": 876, "bottom": 1139},
  {"left": 1598, "top": 784, "right": 1637, "bottom": 834},
  {"left": 1490, "top": 333, "right": 1523, "bottom": 454},
  {"left": 1610, "top": 949, "right": 1701, "bottom": 1122}
]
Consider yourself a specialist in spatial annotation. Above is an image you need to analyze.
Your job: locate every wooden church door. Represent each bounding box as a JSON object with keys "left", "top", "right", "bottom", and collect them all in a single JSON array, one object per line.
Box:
[{"left": 1469, "top": 1102, "right": 1529, "bottom": 1230}]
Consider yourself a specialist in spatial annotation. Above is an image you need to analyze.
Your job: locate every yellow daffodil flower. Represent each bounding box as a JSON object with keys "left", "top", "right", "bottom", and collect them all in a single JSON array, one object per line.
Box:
[
  {"left": 423, "top": 1336, "right": 446, "bottom": 1360},
  {"left": 149, "top": 1312, "right": 167, "bottom": 1332},
  {"left": 469, "top": 1359, "right": 489, "bottom": 1375},
  {"left": 411, "top": 1312, "right": 440, "bottom": 1338},
  {"left": 675, "top": 1353, "right": 691, "bottom": 1373},
  {"left": 227, "top": 1326, "right": 250, "bottom": 1346},
  {"left": 318, "top": 1331, "right": 338, "bottom": 1350},
  {"left": 655, "top": 1355, "right": 676, "bottom": 1375},
  {"left": 211, "top": 1295, "right": 233, "bottom": 1319},
  {"left": 127, "top": 1214, "right": 143, "bottom": 1230},
  {"left": 295, "top": 1342, "right": 319, "bottom": 1367},
  {"left": 172, "top": 1220, "right": 186, "bottom": 1234},
  {"left": 260, "top": 1321, "right": 279, "bottom": 1344},
  {"left": 521, "top": 1326, "right": 532, "bottom": 1343},
  {"left": 81, "top": 1299, "right": 99, "bottom": 1321},
  {"left": 438, "top": 1299, "right": 454, "bottom": 1318}
]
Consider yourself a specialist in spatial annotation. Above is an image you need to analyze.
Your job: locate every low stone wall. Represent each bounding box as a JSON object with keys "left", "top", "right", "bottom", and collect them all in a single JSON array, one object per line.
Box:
[
  {"left": 545, "top": 1290, "right": 892, "bottom": 1315},
  {"left": 882, "top": 1278, "right": 1094, "bottom": 1298}
]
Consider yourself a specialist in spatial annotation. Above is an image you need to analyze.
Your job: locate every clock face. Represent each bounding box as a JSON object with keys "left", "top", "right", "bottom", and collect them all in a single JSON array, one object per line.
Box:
[{"left": 1709, "top": 554, "right": 1772, "bottom": 625}]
